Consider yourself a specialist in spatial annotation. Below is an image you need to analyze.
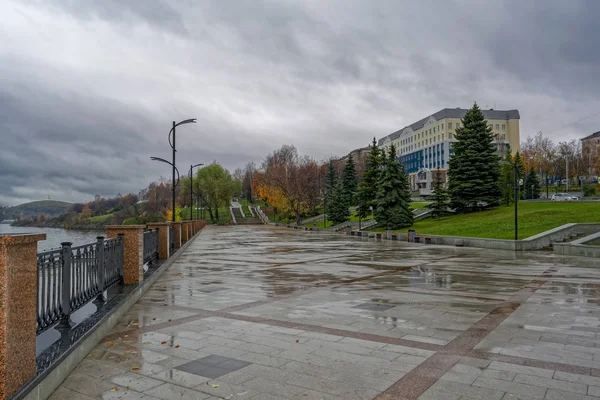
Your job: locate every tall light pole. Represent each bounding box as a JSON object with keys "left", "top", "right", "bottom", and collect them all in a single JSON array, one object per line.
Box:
[
  {"left": 168, "top": 119, "right": 197, "bottom": 222},
  {"left": 189, "top": 163, "right": 203, "bottom": 220},
  {"left": 501, "top": 160, "right": 518, "bottom": 241},
  {"left": 150, "top": 157, "right": 180, "bottom": 220}
]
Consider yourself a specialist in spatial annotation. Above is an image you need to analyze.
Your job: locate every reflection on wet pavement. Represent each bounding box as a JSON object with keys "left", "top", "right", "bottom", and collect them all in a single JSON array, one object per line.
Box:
[{"left": 51, "top": 226, "right": 600, "bottom": 400}]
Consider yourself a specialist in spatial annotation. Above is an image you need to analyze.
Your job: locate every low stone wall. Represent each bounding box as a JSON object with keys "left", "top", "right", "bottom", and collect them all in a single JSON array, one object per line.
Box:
[
  {"left": 349, "top": 223, "right": 600, "bottom": 251},
  {"left": 272, "top": 221, "right": 600, "bottom": 252},
  {"left": 553, "top": 243, "right": 600, "bottom": 258},
  {"left": 552, "top": 231, "right": 600, "bottom": 258}
]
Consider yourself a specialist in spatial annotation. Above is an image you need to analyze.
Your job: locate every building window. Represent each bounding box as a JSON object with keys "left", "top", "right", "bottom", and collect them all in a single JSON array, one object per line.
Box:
[
  {"left": 502, "top": 134, "right": 506, "bottom": 140},
  {"left": 502, "top": 124, "right": 506, "bottom": 131},
  {"left": 495, "top": 124, "right": 499, "bottom": 130},
  {"left": 456, "top": 123, "right": 460, "bottom": 129},
  {"left": 441, "top": 124, "right": 444, "bottom": 130},
  {"left": 489, "top": 124, "right": 493, "bottom": 130},
  {"left": 448, "top": 123, "right": 452, "bottom": 129},
  {"left": 442, "top": 134, "right": 445, "bottom": 140},
  {"left": 449, "top": 133, "right": 452, "bottom": 139}
]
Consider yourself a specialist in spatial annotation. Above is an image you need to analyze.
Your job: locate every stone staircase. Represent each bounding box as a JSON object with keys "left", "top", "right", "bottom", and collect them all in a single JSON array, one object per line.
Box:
[{"left": 232, "top": 207, "right": 262, "bottom": 225}]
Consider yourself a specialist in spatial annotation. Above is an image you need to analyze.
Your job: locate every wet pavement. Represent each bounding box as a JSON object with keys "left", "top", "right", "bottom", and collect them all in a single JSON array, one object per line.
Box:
[{"left": 52, "top": 226, "right": 600, "bottom": 399}]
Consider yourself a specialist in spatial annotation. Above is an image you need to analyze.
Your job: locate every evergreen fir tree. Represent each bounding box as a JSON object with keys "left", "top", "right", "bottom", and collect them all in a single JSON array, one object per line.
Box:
[
  {"left": 356, "top": 138, "right": 382, "bottom": 218},
  {"left": 501, "top": 152, "right": 514, "bottom": 206},
  {"left": 325, "top": 160, "right": 337, "bottom": 204},
  {"left": 328, "top": 180, "right": 350, "bottom": 224},
  {"left": 341, "top": 153, "right": 357, "bottom": 205},
  {"left": 513, "top": 151, "right": 526, "bottom": 199},
  {"left": 525, "top": 167, "right": 541, "bottom": 199},
  {"left": 374, "top": 144, "right": 413, "bottom": 229},
  {"left": 447, "top": 103, "right": 502, "bottom": 211},
  {"left": 429, "top": 167, "right": 449, "bottom": 219}
]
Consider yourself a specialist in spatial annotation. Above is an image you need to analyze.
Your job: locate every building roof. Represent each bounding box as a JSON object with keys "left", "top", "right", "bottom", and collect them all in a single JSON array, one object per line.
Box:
[
  {"left": 378, "top": 108, "right": 520, "bottom": 146},
  {"left": 582, "top": 131, "right": 600, "bottom": 141}
]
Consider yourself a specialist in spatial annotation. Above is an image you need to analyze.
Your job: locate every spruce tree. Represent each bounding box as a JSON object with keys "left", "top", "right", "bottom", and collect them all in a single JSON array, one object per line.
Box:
[
  {"left": 374, "top": 144, "right": 413, "bottom": 229},
  {"left": 525, "top": 167, "right": 541, "bottom": 199},
  {"left": 341, "top": 153, "right": 357, "bottom": 205},
  {"left": 328, "top": 180, "right": 350, "bottom": 224},
  {"left": 447, "top": 103, "right": 502, "bottom": 211},
  {"left": 325, "top": 160, "right": 337, "bottom": 206},
  {"left": 429, "top": 167, "right": 449, "bottom": 219},
  {"left": 501, "top": 152, "right": 514, "bottom": 206},
  {"left": 356, "top": 138, "right": 381, "bottom": 218}
]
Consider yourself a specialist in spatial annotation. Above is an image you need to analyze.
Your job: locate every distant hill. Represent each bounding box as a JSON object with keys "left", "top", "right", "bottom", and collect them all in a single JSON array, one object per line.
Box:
[{"left": 2, "top": 200, "right": 72, "bottom": 220}]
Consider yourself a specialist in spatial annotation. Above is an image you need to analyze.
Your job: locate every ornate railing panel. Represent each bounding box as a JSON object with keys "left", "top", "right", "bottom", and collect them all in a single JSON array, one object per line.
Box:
[
  {"left": 104, "top": 237, "right": 123, "bottom": 289},
  {"left": 143, "top": 229, "right": 159, "bottom": 264},
  {"left": 36, "top": 249, "right": 63, "bottom": 334},
  {"left": 36, "top": 236, "right": 124, "bottom": 335},
  {"left": 70, "top": 242, "right": 98, "bottom": 311},
  {"left": 169, "top": 225, "right": 174, "bottom": 253}
]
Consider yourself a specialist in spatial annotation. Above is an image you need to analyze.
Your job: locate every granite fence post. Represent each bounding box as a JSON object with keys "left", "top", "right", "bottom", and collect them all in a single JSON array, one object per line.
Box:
[
  {"left": 171, "top": 222, "right": 182, "bottom": 249},
  {"left": 182, "top": 222, "right": 190, "bottom": 243},
  {"left": 0, "top": 233, "right": 46, "bottom": 399},
  {"left": 105, "top": 225, "right": 144, "bottom": 285},
  {"left": 146, "top": 223, "right": 170, "bottom": 259}
]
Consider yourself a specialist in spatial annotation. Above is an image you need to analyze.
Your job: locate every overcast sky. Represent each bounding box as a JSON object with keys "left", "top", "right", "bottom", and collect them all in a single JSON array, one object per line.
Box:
[{"left": 1, "top": 0, "right": 599, "bottom": 205}]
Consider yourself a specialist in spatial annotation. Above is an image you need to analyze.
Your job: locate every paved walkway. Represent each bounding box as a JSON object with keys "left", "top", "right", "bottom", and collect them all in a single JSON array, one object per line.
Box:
[{"left": 52, "top": 226, "right": 600, "bottom": 400}]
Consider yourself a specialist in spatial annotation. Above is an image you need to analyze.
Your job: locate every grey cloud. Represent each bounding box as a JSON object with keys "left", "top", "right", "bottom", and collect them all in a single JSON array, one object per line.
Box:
[
  {"left": 31, "top": 0, "right": 188, "bottom": 35},
  {"left": 1, "top": 0, "right": 600, "bottom": 205}
]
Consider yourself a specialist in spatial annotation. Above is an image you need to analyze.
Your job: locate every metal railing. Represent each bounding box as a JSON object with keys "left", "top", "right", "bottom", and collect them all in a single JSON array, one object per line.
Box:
[
  {"left": 143, "top": 229, "right": 159, "bottom": 264},
  {"left": 169, "top": 225, "right": 174, "bottom": 253},
  {"left": 36, "top": 236, "right": 124, "bottom": 335}
]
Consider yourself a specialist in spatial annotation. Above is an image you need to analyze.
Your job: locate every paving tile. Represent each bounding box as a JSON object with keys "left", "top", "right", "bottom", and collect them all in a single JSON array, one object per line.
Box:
[
  {"left": 151, "top": 369, "right": 211, "bottom": 388},
  {"left": 353, "top": 302, "right": 396, "bottom": 312},
  {"left": 48, "top": 386, "right": 96, "bottom": 400},
  {"left": 418, "top": 388, "right": 461, "bottom": 400},
  {"left": 554, "top": 372, "right": 600, "bottom": 387},
  {"left": 545, "top": 389, "right": 600, "bottom": 400},
  {"left": 143, "top": 382, "right": 213, "bottom": 400},
  {"left": 513, "top": 374, "right": 587, "bottom": 394},
  {"left": 61, "top": 373, "right": 116, "bottom": 396},
  {"left": 110, "top": 372, "right": 164, "bottom": 392},
  {"left": 429, "top": 380, "right": 505, "bottom": 399},
  {"left": 488, "top": 361, "right": 555, "bottom": 378},
  {"left": 473, "top": 376, "right": 548, "bottom": 399}
]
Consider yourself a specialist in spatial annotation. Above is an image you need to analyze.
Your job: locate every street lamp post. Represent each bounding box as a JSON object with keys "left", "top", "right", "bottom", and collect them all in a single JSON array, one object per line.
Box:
[
  {"left": 150, "top": 157, "right": 180, "bottom": 219},
  {"left": 189, "top": 163, "right": 203, "bottom": 220},
  {"left": 168, "top": 119, "right": 197, "bottom": 222},
  {"left": 501, "top": 160, "right": 518, "bottom": 241}
]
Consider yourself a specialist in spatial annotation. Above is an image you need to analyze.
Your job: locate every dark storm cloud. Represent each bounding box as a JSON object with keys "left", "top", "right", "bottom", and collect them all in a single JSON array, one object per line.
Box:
[{"left": 1, "top": 0, "right": 599, "bottom": 205}]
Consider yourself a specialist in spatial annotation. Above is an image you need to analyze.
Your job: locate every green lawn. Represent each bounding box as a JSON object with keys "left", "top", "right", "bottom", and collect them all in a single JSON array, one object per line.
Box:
[
  {"left": 87, "top": 213, "right": 114, "bottom": 222},
  {"left": 410, "top": 201, "right": 431, "bottom": 210},
  {"left": 405, "top": 202, "right": 600, "bottom": 240},
  {"left": 180, "top": 206, "right": 232, "bottom": 224}
]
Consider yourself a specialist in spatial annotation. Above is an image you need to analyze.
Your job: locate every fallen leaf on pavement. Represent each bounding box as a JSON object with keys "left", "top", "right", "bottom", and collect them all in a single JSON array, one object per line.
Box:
[
  {"left": 107, "top": 342, "right": 113, "bottom": 347},
  {"left": 110, "top": 388, "right": 119, "bottom": 392},
  {"left": 131, "top": 366, "right": 140, "bottom": 371},
  {"left": 161, "top": 341, "right": 167, "bottom": 344},
  {"left": 143, "top": 341, "right": 151, "bottom": 344},
  {"left": 152, "top": 318, "right": 156, "bottom": 321},
  {"left": 208, "top": 383, "right": 220, "bottom": 388},
  {"left": 175, "top": 344, "right": 180, "bottom": 348},
  {"left": 295, "top": 340, "right": 299, "bottom": 343}
]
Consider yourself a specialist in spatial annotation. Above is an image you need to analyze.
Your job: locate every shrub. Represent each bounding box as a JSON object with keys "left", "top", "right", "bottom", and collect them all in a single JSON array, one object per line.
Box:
[{"left": 584, "top": 185, "right": 596, "bottom": 197}]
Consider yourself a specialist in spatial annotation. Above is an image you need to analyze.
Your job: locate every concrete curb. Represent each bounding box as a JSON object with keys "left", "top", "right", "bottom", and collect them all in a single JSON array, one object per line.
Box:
[{"left": 18, "top": 230, "right": 203, "bottom": 400}]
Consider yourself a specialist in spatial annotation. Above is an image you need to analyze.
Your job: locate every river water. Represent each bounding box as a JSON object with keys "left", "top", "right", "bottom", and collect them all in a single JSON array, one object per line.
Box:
[{"left": 0, "top": 224, "right": 103, "bottom": 252}]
